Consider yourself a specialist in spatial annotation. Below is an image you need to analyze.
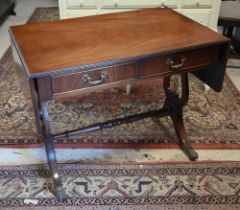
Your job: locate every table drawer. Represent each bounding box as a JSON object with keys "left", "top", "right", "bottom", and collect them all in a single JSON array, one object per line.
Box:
[
  {"left": 99, "top": 9, "right": 133, "bottom": 15},
  {"left": 102, "top": 0, "right": 160, "bottom": 9},
  {"left": 52, "top": 62, "right": 138, "bottom": 94},
  {"left": 140, "top": 46, "right": 219, "bottom": 78},
  {"left": 67, "top": 0, "right": 97, "bottom": 9},
  {"left": 181, "top": 0, "right": 213, "bottom": 8},
  {"left": 160, "top": 0, "right": 178, "bottom": 8},
  {"left": 101, "top": 0, "right": 178, "bottom": 9}
]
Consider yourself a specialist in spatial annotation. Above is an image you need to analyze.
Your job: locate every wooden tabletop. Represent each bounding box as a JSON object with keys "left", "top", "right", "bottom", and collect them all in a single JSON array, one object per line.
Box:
[{"left": 10, "top": 8, "right": 228, "bottom": 76}]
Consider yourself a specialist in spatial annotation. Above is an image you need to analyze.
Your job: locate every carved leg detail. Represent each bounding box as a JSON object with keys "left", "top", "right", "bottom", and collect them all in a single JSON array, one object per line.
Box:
[
  {"left": 170, "top": 109, "right": 198, "bottom": 161},
  {"left": 40, "top": 102, "right": 66, "bottom": 199},
  {"left": 163, "top": 73, "right": 198, "bottom": 161}
]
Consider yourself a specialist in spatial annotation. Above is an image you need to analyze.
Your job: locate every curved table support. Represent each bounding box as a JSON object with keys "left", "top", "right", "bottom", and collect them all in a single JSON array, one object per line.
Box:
[
  {"left": 40, "top": 102, "right": 65, "bottom": 199},
  {"left": 163, "top": 73, "right": 198, "bottom": 161},
  {"left": 32, "top": 73, "right": 198, "bottom": 199}
]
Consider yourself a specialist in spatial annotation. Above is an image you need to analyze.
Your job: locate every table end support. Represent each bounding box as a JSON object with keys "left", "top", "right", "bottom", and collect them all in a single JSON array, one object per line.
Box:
[
  {"left": 163, "top": 73, "right": 198, "bottom": 161},
  {"left": 171, "top": 112, "right": 198, "bottom": 161},
  {"left": 40, "top": 101, "right": 67, "bottom": 199}
]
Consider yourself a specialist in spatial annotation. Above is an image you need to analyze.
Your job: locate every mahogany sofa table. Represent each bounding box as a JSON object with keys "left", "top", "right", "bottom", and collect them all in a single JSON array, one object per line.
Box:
[{"left": 9, "top": 8, "right": 229, "bottom": 199}]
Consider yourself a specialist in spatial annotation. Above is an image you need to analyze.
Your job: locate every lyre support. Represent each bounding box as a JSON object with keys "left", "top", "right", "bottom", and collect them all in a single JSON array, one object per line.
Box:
[
  {"left": 163, "top": 73, "right": 198, "bottom": 161},
  {"left": 37, "top": 72, "right": 198, "bottom": 199}
]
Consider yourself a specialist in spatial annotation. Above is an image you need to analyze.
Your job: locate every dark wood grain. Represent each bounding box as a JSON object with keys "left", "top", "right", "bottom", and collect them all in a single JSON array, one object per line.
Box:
[
  {"left": 36, "top": 76, "right": 53, "bottom": 101},
  {"left": 10, "top": 8, "right": 228, "bottom": 76},
  {"left": 140, "top": 45, "right": 220, "bottom": 78}
]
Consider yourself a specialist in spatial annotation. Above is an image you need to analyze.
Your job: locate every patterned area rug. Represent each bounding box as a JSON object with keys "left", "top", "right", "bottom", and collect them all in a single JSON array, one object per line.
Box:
[
  {"left": 0, "top": 8, "right": 240, "bottom": 148},
  {"left": 0, "top": 162, "right": 240, "bottom": 209}
]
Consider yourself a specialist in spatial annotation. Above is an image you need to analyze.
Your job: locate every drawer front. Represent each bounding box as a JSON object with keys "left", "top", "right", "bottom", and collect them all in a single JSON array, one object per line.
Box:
[
  {"left": 182, "top": 9, "right": 211, "bottom": 26},
  {"left": 67, "top": 0, "right": 97, "bottom": 9},
  {"left": 140, "top": 47, "right": 219, "bottom": 78},
  {"left": 101, "top": 0, "right": 178, "bottom": 9},
  {"left": 160, "top": 0, "right": 178, "bottom": 8},
  {"left": 102, "top": 0, "right": 161, "bottom": 9},
  {"left": 65, "top": 10, "right": 97, "bottom": 18},
  {"left": 99, "top": 9, "right": 132, "bottom": 14},
  {"left": 182, "top": 0, "right": 213, "bottom": 8},
  {"left": 52, "top": 62, "right": 138, "bottom": 94},
  {"left": 102, "top": 0, "right": 121, "bottom": 8}
]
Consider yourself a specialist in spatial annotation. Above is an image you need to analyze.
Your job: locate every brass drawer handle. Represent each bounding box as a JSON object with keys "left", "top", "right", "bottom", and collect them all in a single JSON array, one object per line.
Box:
[
  {"left": 82, "top": 71, "right": 108, "bottom": 85},
  {"left": 167, "top": 58, "right": 186, "bottom": 70}
]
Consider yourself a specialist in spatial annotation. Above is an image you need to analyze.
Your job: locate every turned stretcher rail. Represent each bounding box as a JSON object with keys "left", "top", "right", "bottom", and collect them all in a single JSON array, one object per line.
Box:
[{"left": 53, "top": 108, "right": 169, "bottom": 139}]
